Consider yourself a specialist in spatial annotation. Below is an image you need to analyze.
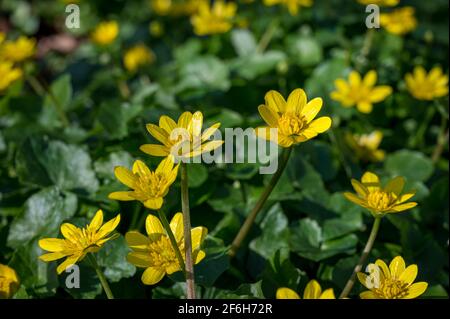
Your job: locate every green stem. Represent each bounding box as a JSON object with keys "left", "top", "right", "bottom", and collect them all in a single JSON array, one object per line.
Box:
[
  {"left": 229, "top": 147, "right": 292, "bottom": 258},
  {"left": 412, "top": 106, "right": 436, "bottom": 149},
  {"left": 339, "top": 217, "right": 382, "bottom": 299},
  {"left": 431, "top": 112, "right": 448, "bottom": 163},
  {"left": 356, "top": 28, "right": 374, "bottom": 71},
  {"left": 157, "top": 209, "right": 187, "bottom": 277},
  {"left": 256, "top": 18, "right": 279, "bottom": 54},
  {"left": 26, "top": 75, "right": 70, "bottom": 127},
  {"left": 87, "top": 254, "right": 114, "bottom": 299},
  {"left": 181, "top": 162, "right": 196, "bottom": 299}
]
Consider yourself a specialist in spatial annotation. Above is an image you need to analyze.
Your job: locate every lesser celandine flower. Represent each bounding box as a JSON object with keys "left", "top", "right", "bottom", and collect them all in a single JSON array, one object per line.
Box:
[
  {"left": 191, "top": 0, "right": 237, "bottom": 36},
  {"left": 380, "top": 7, "right": 417, "bottom": 35},
  {"left": 0, "top": 264, "right": 20, "bottom": 299},
  {"left": 91, "top": 21, "right": 119, "bottom": 45},
  {"left": 345, "top": 130, "right": 385, "bottom": 162},
  {"left": 39, "top": 210, "right": 121, "bottom": 274},
  {"left": 331, "top": 70, "right": 392, "bottom": 114},
  {"left": 263, "top": 0, "right": 313, "bottom": 16},
  {"left": 357, "top": 0, "right": 399, "bottom": 6},
  {"left": 405, "top": 66, "right": 449, "bottom": 100},
  {"left": 357, "top": 256, "right": 428, "bottom": 299},
  {"left": 255, "top": 88, "right": 332, "bottom": 148},
  {"left": 109, "top": 157, "right": 179, "bottom": 210},
  {"left": 0, "top": 62, "right": 22, "bottom": 92},
  {"left": 344, "top": 172, "right": 417, "bottom": 217},
  {"left": 123, "top": 44, "right": 155, "bottom": 73},
  {"left": 0, "top": 32, "right": 5, "bottom": 44},
  {"left": 140, "top": 111, "right": 224, "bottom": 159},
  {"left": 125, "top": 213, "right": 207, "bottom": 285},
  {"left": 276, "top": 280, "right": 335, "bottom": 299},
  {"left": 0, "top": 36, "right": 36, "bottom": 63}
]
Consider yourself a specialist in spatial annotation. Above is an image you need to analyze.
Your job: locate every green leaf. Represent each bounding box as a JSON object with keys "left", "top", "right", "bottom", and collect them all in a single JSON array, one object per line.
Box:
[
  {"left": 16, "top": 137, "right": 99, "bottom": 193},
  {"left": 39, "top": 74, "right": 72, "bottom": 128},
  {"left": 231, "top": 29, "right": 257, "bottom": 57},
  {"left": 94, "top": 151, "right": 134, "bottom": 180},
  {"left": 231, "top": 51, "right": 286, "bottom": 80},
  {"left": 187, "top": 163, "right": 208, "bottom": 188},
  {"left": 96, "top": 235, "right": 136, "bottom": 283},
  {"left": 7, "top": 187, "right": 77, "bottom": 248},
  {"left": 385, "top": 150, "right": 434, "bottom": 182},
  {"left": 286, "top": 33, "right": 323, "bottom": 67},
  {"left": 97, "top": 101, "right": 143, "bottom": 140}
]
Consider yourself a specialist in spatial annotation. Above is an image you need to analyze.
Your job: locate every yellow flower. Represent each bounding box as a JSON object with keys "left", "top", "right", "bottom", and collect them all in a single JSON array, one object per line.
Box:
[
  {"left": 0, "top": 36, "right": 36, "bottom": 63},
  {"left": 255, "top": 88, "right": 332, "bottom": 148},
  {"left": 0, "top": 61, "right": 22, "bottom": 92},
  {"left": 345, "top": 130, "right": 385, "bottom": 162},
  {"left": 0, "top": 32, "right": 5, "bottom": 44},
  {"left": 123, "top": 44, "right": 155, "bottom": 73},
  {"left": 331, "top": 70, "right": 392, "bottom": 114},
  {"left": 38, "top": 210, "right": 121, "bottom": 274},
  {"left": 140, "top": 111, "right": 224, "bottom": 159},
  {"left": 357, "top": 0, "right": 399, "bottom": 6},
  {"left": 150, "top": 0, "right": 207, "bottom": 16},
  {"left": 109, "top": 157, "right": 179, "bottom": 210},
  {"left": 0, "top": 264, "right": 20, "bottom": 299},
  {"left": 191, "top": 0, "right": 237, "bottom": 36},
  {"left": 380, "top": 7, "right": 417, "bottom": 35},
  {"left": 344, "top": 172, "right": 417, "bottom": 217},
  {"left": 405, "top": 66, "right": 449, "bottom": 101},
  {"left": 357, "top": 256, "right": 428, "bottom": 299},
  {"left": 90, "top": 21, "right": 119, "bottom": 46},
  {"left": 276, "top": 280, "right": 336, "bottom": 299},
  {"left": 125, "top": 213, "right": 207, "bottom": 285},
  {"left": 263, "top": 0, "right": 313, "bottom": 16}
]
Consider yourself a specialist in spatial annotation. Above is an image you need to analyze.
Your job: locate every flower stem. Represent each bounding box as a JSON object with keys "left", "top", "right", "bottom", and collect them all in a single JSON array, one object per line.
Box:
[
  {"left": 87, "top": 253, "right": 114, "bottom": 299},
  {"left": 157, "top": 209, "right": 187, "bottom": 278},
  {"left": 431, "top": 111, "right": 448, "bottom": 163},
  {"left": 180, "top": 162, "right": 196, "bottom": 299},
  {"left": 229, "top": 147, "right": 292, "bottom": 258},
  {"left": 256, "top": 18, "right": 279, "bottom": 54},
  {"left": 339, "top": 217, "right": 382, "bottom": 299}
]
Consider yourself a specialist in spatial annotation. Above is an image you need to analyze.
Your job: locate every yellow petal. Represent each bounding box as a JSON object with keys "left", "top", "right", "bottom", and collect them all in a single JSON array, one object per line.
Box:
[
  {"left": 258, "top": 104, "right": 279, "bottom": 127},
  {"left": 334, "top": 78, "right": 349, "bottom": 92},
  {"left": 276, "top": 287, "right": 300, "bottom": 299},
  {"left": 428, "top": 67, "right": 442, "bottom": 81},
  {"left": 89, "top": 210, "right": 104, "bottom": 231},
  {"left": 166, "top": 262, "right": 181, "bottom": 275},
  {"left": 307, "top": 117, "right": 332, "bottom": 134},
  {"left": 384, "top": 176, "right": 405, "bottom": 195},
  {"left": 114, "top": 166, "right": 136, "bottom": 188},
  {"left": 361, "top": 172, "right": 380, "bottom": 191},
  {"left": 351, "top": 179, "right": 368, "bottom": 197},
  {"left": 146, "top": 123, "right": 169, "bottom": 145},
  {"left": 143, "top": 197, "right": 164, "bottom": 210},
  {"left": 399, "top": 264, "right": 418, "bottom": 285},
  {"left": 363, "top": 70, "right": 377, "bottom": 87},
  {"left": 264, "top": 90, "right": 286, "bottom": 113},
  {"left": 301, "top": 97, "right": 323, "bottom": 123},
  {"left": 389, "top": 202, "right": 417, "bottom": 213},
  {"left": 194, "top": 250, "right": 206, "bottom": 264},
  {"left": 39, "top": 238, "right": 66, "bottom": 252},
  {"left": 125, "top": 231, "right": 150, "bottom": 248},
  {"left": 141, "top": 267, "right": 165, "bottom": 285},
  {"left": 303, "top": 280, "right": 322, "bottom": 299},
  {"left": 200, "top": 140, "right": 224, "bottom": 154},
  {"left": 108, "top": 191, "right": 135, "bottom": 201},
  {"left": 159, "top": 115, "right": 177, "bottom": 134},
  {"left": 156, "top": 155, "right": 175, "bottom": 175},
  {"left": 349, "top": 71, "right": 361, "bottom": 86},
  {"left": 404, "top": 282, "right": 428, "bottom": 299},
  {"left": 369, "top": 86, "right": 392, "bottom": 103},
  {"left": 140, "top": 144, "right": 170, "bottom": 157},
  {"left": 343, "top": 192, "right": 368, "bottom": 208},
  {"left": 389, "top": 256, "right": 406, "bottom": 279},
  {"left": 57, "top": 255, "right": 80, "bottom": 274},
  {"left": 396, "top": 192, "right": 416, "bottom": 204},
  {"left": 191, "top": 226, "right": 208, "bottom": 251},
  {"left": 97, "top": 214, "right": 121, "bottom": 239},
  {"left": 319, "top": 288, "right": 336, "bottom": 299},
  {"left": 132, "top": 160, "right": 151, "bottom": 176},
  {"left": 190, "top": 111, "right": 203, "bottom": 137},
  {"left": 286, "top": 88, "right": 307, "bottom": 114},
  {"left": 146, "top": 214, "right": 165, "bottom": 235},
  {"left": 60, "top": 223, "right": 79, "bottom": 241},
  {"left": 375, "top": 259, "right": 390, "bottom": 280},
  {"left": 201, "top": 123, "right": 221, "bottom": 142},
  {"left": 357, "top": 101, "right": 373, "bottom": 113},
  {"left": 178, "top": 111, "right": 193, "bottom": 129},
  {"left": 127, "top": 251, "right": 152, "bottom": 268},
  {"left": 359, "top": 291, "right": 378, "bottom": 299},
  {"left": 357, "top": 272, "right": 369, "bottom": 288},
  {"left": 39, "top": 252, "right": 67, "bottom": 262},
  {"left": 169, "top": 213, "right": 184, "bottom": 242}
]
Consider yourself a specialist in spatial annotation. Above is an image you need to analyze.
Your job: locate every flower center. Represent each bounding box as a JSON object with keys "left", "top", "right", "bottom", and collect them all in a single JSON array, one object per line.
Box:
[
  {"left": 135, "top": 172, "right": 167, "bottom": 200},
  {"left": 375, "top": 278, "right": 409, "bottom": 299},
  {"left": 367, "top": 190, "right": 395, "bottom": 211},
  {"left": 148, "top": 236, "right": 183, "bottom": 270},
  {"left": 0, "top": 277, "right": 15, "bottom": 297},
  {"left": 278, "top": 113, "right": 307, "bottom": 136}
]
